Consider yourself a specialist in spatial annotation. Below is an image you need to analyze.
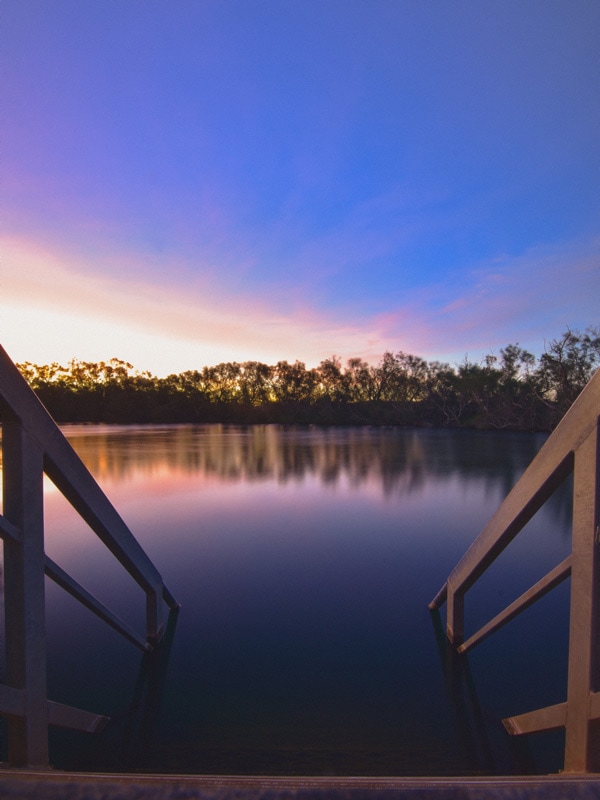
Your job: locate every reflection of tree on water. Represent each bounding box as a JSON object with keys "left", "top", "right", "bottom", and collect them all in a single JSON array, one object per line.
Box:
[
  {"left": 0, "top": 424, "right": 572, "bottom": 525},
  {"left": 430, "top": 609, "right": 495, "bottom": 774},
  {"left": 59, "top": 606, "right": 180, "bottom": 773},
  {"left": 12, "top": 424, "right": 560, "bottom": 500},
  {"left": 430, "top": 609, "right": 537, "bottom": 775}
]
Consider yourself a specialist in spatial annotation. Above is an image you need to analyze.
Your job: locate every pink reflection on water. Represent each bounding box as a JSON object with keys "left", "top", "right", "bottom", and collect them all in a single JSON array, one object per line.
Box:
[{"left": 0, "top": 424, "right": 573, "bottom": 774}]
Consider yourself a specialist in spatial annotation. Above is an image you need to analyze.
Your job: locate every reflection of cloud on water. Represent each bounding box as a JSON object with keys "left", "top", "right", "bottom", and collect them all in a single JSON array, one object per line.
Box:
[{"left": 0, "top": 424, "right": 559, "bottom": 505}]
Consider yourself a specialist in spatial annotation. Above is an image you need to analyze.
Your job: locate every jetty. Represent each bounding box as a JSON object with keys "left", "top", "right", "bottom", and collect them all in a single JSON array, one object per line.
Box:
[{"left": 0, "top": 345, "right": 599, "bottom": 797}]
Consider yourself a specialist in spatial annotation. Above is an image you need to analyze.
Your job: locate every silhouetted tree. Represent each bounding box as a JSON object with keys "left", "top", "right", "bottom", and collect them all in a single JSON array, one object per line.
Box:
[
  {"left": 14, "top": 326, "right": 598, "bottom": 430},
  {"left": 272, "top": 361, "right": 316, "bottom": 403},
  {"left": 537, "top": 327, "right": 600, "bottom": 418}
]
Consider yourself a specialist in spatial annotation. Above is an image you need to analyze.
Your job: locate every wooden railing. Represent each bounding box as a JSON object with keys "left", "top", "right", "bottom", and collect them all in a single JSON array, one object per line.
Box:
[
  {"left": 430, "top": 368, "right": 600, "bottom": 773},
  {"left": 0, "top": 345, "right": 179, "bottom": 768}
]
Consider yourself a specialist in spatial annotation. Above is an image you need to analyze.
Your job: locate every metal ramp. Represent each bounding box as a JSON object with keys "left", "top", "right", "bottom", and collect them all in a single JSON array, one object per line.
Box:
[
  {"left": 430, "top": 368, "right": 600, "bottom": 773},
  {"left": 0, "top": 345, "right": 179, "bottom": 767}
]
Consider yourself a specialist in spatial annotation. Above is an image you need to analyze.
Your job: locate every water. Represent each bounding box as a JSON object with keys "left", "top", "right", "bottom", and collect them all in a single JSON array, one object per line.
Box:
[{"left": 0, "top": 424, "right": 573, "bottom": 775}]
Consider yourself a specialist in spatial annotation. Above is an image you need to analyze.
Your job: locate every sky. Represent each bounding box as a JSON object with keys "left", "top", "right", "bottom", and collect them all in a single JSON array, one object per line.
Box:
[{"left": 1, "top": 0, "right": 599, "bottom": 376}]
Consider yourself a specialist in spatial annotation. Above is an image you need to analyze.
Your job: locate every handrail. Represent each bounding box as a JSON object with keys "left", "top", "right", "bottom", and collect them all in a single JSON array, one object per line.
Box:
[
  {"left": 0, "top": 344, "right": 179, "bottom": 767},
  {"left": 430, "top": 367, "right": 600, "bottom": 773}
]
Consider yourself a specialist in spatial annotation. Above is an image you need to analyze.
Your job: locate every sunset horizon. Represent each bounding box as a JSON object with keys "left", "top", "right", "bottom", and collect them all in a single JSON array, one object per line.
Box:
[{"left": 2, "top": 1, "right": 598, "bottom": 376}]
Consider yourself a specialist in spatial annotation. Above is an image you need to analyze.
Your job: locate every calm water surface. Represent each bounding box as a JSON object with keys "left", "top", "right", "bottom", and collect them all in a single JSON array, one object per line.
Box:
[{"left": 0, "top": 425, "right": 572, "bottom": 775}]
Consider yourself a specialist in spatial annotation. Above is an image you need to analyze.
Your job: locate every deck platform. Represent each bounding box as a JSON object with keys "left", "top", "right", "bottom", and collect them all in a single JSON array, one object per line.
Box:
[{"left": 1, "top": 772, "right": 600, "bottom": 800}]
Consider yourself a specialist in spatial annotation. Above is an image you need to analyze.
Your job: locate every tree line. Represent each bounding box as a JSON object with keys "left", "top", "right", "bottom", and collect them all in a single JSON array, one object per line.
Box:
[{"left": 12, "top": 327, "right": 600, "bottom": 431}]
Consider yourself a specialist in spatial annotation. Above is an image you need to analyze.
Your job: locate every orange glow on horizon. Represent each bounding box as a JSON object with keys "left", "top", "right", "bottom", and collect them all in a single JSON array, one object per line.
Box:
[{"left": 0, "top": 235, "right": 389, "bottom": 375}]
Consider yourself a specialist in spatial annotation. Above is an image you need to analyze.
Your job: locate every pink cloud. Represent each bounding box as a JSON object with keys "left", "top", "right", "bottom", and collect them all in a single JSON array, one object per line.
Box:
[
  {"left": 375, "top": 239, "right": 600, "bottom": 362},
  {"left": 0, "top": 235, "right": 391, "bottom": 373},
  {"left": 2, "top": 233, "right": 597, "bottom": 376}
]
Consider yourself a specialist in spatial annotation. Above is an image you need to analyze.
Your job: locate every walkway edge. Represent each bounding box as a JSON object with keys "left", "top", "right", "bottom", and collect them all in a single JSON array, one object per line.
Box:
[{"left": 0, "top": 772, "right": 600, "bottom": 799}]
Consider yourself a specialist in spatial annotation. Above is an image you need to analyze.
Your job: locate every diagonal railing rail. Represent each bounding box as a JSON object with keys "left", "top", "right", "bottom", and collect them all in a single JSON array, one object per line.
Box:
[
  {"left": 0, "top": 345, "right": 179, "bottom": 768},
  {"left": 430, "top": 367, "right": 600, "bottom": 773}
]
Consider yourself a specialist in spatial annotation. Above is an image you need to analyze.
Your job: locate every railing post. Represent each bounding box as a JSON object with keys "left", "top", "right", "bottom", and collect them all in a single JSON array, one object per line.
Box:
[
  {"left": 564, "top": 418, "right": 600, "bottom": 772},
  {"left": 2, "top": 414, "right": 50, "bottom": 767},
  {"left": 446, "top": 586, "right": 464, "bottom": 647},
  {"left": 146, "top": 585, "right": 164, "bottom": 646}
]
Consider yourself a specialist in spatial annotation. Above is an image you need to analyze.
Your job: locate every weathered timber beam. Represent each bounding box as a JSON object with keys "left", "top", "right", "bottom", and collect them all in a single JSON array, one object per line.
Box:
[
  {"left": 458, "top": 556, "right": 572, "bottom": 654},
  {"left": 0, "top": 684, "right": 26, "bottom": 716},
  {"left": 0, "top": 512, "right": 21, "bottom": 542},
  {"left": 428, "top": 583, "right": 447, "bottom": 611},
  {"left": 0, "top": 345, "right": 166, "bottom": 598},
  {"left": 503, "top": 701, "right": 566, "bottom": 736},
  {"left": 440, "top": 369, "right": 600, "bottom": 601},
  {"left": 503, "top": 690, "right": 600, "bottom": 737},
  {"left": 0, "top": 685, "right": 109, "bottom": 735},
  {"left": 47, "top": 700, "right": 109, "bottom": 733},
  {"left": 44, "top": 556, "right": 152, "bottom": 652}
]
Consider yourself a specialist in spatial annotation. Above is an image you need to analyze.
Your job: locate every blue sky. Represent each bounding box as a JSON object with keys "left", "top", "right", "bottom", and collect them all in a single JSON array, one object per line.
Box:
[{"left": 2, "top": 0, "right": 598, "bottom": 375}]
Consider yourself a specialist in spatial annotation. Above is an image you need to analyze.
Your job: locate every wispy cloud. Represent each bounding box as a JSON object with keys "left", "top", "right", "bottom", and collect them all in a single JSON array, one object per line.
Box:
[
  {"left": 2, "top": 234, "right": 596, "bottom": 375},
  {"left": 0, "top": 236, "right": 387, "bottom": 373},
  {"left": 376, "top": 238, "right": 600, "bottom": 362}
]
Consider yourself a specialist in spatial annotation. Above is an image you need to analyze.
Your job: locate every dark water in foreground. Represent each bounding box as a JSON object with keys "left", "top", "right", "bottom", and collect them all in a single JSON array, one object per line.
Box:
[{"left": 1, "top": 425, "right": 573, "bottom": 775}]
